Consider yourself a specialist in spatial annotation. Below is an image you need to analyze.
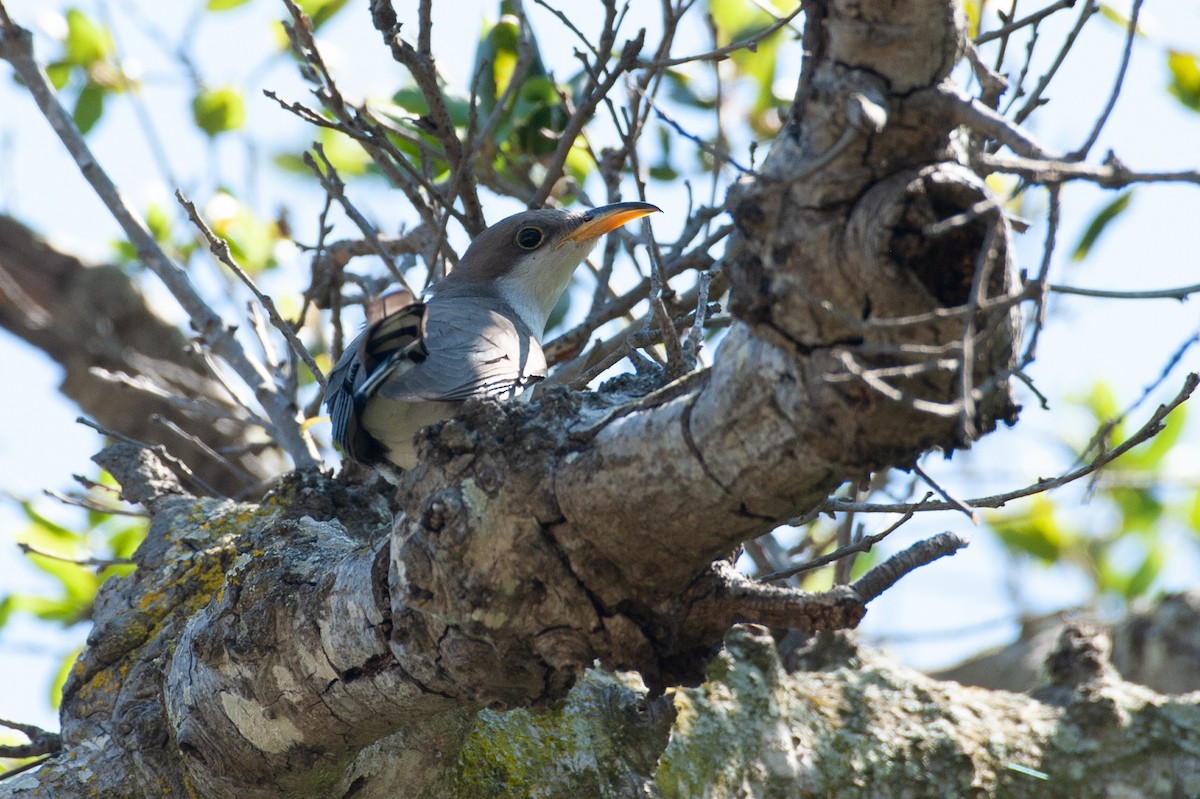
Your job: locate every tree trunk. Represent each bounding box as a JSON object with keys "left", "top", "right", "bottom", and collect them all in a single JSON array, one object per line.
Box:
[{"left": 6, "top": 1, "right": 1192, "bottom": 798}]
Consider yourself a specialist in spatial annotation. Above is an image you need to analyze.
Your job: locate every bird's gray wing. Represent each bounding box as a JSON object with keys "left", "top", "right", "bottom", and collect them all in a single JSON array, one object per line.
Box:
[
  {"left": 375, "top": 293, "right": 547, "bottom": 403},
  {"left": 325, "top": 292, "right": 427, "bottom": 463}
]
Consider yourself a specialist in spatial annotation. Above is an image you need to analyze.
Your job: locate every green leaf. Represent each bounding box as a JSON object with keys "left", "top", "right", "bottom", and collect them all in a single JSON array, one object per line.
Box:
[
  {"left": 24, "top": 552, "right": 101, "bottom": 608},
  {"left": 16, "top": 500, "right": 79, "bottom": 542},
  {"left": 473, "top": 12, "right": 521, "bottom": 113},
  {"left": 45, "top": 61, "right": 72, "bottom": 90},
  {"left": 318, "top": 130, "right": 372, "bottom": 176},
  {"left": 51, "top": 645, "right": 84, "bottom": 710},
  {"left": 64, "top": 9, "right": 112, "bottom": 66},
  {"left": 10, "top": 593, "right": 87, "bottom": 625},
  {"left": 663, "top": 69, "right": 716, "bottom": 111},
  {"left": 106, "top": 519, "right": 149, "bottom": 561},
  {"left": 73, "top": 80, "right": 105, "bottom": 134},
  {"left": 1123, "top": 404, "right": 1186, "bottom": 472},
  {"left": 207, "top": 0, "right": 252, "bottom": 9},
  {"left": 204, "top": 193, "right": 283, "bottom": 273},
  {"left": 1167, "top": 50, "right": 1200, "bottom": 112},
  {"left": 1099, "top": 545, "right": 1163, "bottom": 599},
  {"left": 192, "top": 85, "right": 246, "bottom": 137},
  {"left": 1110, "top": 486, "right": 1164, "bottom": 536},
  {"left": 297, "top": 0, "right": 350, "bottom": 30},
  {"left": 1071, "top": 191, "right": 1132, "bottom": 261},
  {"left": 145, "top": 202, "right": 172, "bottom": 245},
  {"left": 989, "top": 497, "right": 1072, "bottom": 563}
]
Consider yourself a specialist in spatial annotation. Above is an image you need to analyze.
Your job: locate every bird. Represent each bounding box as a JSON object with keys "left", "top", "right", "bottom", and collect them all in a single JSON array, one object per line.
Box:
[{"left": 326, "top": 201, "right": 660, "bottom": 471}]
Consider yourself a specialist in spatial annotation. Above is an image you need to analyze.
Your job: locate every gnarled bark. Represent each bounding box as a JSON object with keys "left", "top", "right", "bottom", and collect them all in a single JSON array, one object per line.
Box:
[{"left": 0, "top": 0, "right": 1077, "bottom": 796}]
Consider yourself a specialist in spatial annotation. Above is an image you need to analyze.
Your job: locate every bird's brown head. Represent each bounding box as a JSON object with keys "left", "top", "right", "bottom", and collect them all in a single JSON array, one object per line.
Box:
[{"left": 433, "top": 201, "right": 660, "bottom": 337}]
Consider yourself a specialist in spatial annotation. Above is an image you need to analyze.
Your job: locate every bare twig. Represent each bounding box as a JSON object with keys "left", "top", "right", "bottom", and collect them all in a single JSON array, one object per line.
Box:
[
  {"left": 302, "top": 147, "right": 416, "bottom": 297},
  {"left": 0, "top": 717, "right": 61, "bottom": 760},
  {"left": 529, "top": 26, "right": 644, "bottom": 207},
  {"left": 77, "top": 416, "right": 222, "bottom": 498},
  {"left": 1009, "top": 0, "right": 1098, "bottom": 125},
  {"left": 637, "top": 4, "right": 802, "bottom": 69},
  {"left": 0, "top": 8, "right": 317, "bottom": 467},
  {"left": 1020, "top": 184, "right": 1060, "bottom": 367},
  {"left": 1069, "top": 0, "right": 1143, "bottom": 159},
  {"left": 17, "top": 542, "right": 134, "bottom": 570},
  {"left": 44, "top": 489, "right": 148, "bottom": 518},
  {"left": 913, "top": 464, "right": 977, "bottom": 522},
  {"left": 761, "top": 498, "right": 931, "bottom": 582},
  {"left": 822, "top": 373, "right": 1198, "bottom": 515},
  {"left": 852, "top": 532, "right": 970, "bottom": 603},
  {"left": 975, "top": 0, "right": 1076, "bottom": 44},
  {"left": 366, "top": 0, "right": 486, "bottom": 230},
  {"left": 977, "top": 151, "right": 1200, "bottom": 188},
  {"left": 177, "top": 191, "right": 327, "bottom": 392},
  {"left": 1048, "top": 281, "right": 1200, "bottom": 300}
]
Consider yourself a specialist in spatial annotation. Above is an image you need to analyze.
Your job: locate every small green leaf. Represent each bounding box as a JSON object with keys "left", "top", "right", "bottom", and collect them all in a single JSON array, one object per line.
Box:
[
  {"left": 990, "top": 497, "right": 1071, "bottom": 563},
  {"left": 1167, "top": 50, "right": 1200, "bottom": 112},
  {"left": 192, "top": 85, "right": 246, "bottom": 137},
  {"left": 207, "top": 0, "right": 252, "bottom": 9},
  {"left": 650, "top": 163, "right": 679, "bottom": 182},
  {"left": 1123, "top": 546, "right": 1164, "bottom": 598},
  {"left": 1124, "top": 404, "right": 1185, "bottom": 471},
  {"left": 317, "top": 130, "right": 372, "bottom": 176},
  {"left": 145, "top": 202, "right": 172, "bottom": 246},
  {"left": 45, "top": 61, "right": 72, "bottom": 90},
  {"left": 51, "top": 645, "right": 84, "bottom": 710},
  {"left": 73, "top": 80, "right": 105, "bottom": 134},
  {"left": 1071, "top": 191, "right": 1132, "bottom": 261},
  {"left": 297, "top": 0, "right": 350, "bottom": 30},
  {"left": 107, "top": 519, "right": 148, "bottom": 561},
  {"left": 64, "top": 9, "right": 112, "bottom": 66}
]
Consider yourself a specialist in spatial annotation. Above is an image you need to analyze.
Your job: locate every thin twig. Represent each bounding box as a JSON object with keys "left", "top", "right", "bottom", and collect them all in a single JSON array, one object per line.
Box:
[
  {"left": 76, "top": 416, "right": 222, "bottom": 498},
  {"left": 1048, "top": 281, "right": 1200, "bottom": 300},
  {"left": 977, "top": 151, "right": 1200, "bottom": 188},
  {"left": 852, "top": 532, "right": 970, "bottom": 603},
  {"left": 0, "top": 8, "right": 317, "bottom": 467},
  {"left": 637, "top": 5, "right": 802, "bottom": 68},
  {"left": 17, "top": 542, "right": 134, "bottom": 570},
  {"left": 1010, "top": 0, "right": 1098, "bottom": 125},
  {"left": 975, "top": 0, "right": 1076, "bottom": 44},
  {"left": 177, "top": 191, "right": 327, "bottom": 391},
  {"left": 913, "top": 464, "right": 977, "bottom": 522},
  {"left": 822, "top": 373, "right": 1198, "bottom": 515},
  {"left": 760, "top": 498, "right": 931, "bottom": 582},
  {"left": 43, "top": 489, "right": 148, "bottom": 518},
  {"left": 1069, "top": 0, "right": 1143, "bottom": 159},
  {"left": 1020, "top": 184, "right": 1060, "bottom": 367},
  {"left": 303, "top": 147, "right": 414, "bottom": 294}
]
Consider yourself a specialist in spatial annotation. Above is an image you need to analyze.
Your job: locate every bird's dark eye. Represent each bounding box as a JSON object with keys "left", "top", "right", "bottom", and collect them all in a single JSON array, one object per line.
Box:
[{"left": 515, "top": 226, "right": 545, "bottom": 250}]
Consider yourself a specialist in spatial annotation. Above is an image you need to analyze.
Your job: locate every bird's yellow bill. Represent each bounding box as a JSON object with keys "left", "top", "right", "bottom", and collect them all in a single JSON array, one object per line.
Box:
[{"left": 561, "top": 201, "right": 661, "bottom": 245}]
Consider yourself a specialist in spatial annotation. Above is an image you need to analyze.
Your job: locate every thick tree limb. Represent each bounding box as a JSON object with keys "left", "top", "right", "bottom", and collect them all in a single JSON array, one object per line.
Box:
[{"left": 0, "top": 216, "right": 282, "bottom": 496}]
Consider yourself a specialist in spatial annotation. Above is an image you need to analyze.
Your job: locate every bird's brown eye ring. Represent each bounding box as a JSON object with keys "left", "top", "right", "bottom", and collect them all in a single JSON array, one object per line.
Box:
[{"left": 515, "top": 226, "right": 545, "bottom": 250}]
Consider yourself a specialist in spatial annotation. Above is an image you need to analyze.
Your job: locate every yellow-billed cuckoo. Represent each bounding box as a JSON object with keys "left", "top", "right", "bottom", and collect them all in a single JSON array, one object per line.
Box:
[{"left": 326, "top": 201, "right": 660, "bottom": 470}]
